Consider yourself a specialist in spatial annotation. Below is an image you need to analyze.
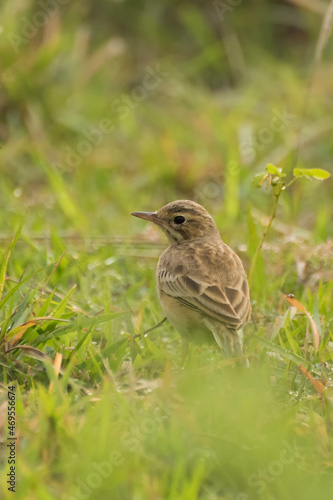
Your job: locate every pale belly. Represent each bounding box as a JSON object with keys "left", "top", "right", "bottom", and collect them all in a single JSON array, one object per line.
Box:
[{"left": 158, "top": 290, "right": 216, "bottom": 345}]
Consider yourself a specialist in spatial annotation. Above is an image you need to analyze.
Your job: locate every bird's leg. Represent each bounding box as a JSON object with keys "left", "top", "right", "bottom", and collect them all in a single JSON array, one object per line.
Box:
[
  {"left": 223, "top": 331, "right": 249, "bottom": 367},
  {"left": 211, "top": 326, "right": 245, "bottom": 360}
]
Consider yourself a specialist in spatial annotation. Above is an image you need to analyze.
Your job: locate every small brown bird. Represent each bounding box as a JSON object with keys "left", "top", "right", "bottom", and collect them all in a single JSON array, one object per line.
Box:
[{"left": 131, "top": 200, "right": 251, "bottom": 357}]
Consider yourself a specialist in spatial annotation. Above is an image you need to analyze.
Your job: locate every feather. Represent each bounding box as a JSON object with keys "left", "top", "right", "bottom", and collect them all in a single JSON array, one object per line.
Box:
[{"left": 157, "top": 237, "right": 251, "bottom": 330}]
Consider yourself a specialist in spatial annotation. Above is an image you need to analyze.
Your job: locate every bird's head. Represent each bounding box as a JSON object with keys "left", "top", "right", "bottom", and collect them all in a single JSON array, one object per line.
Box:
[{"left": 131, "top": 200, "right": 221, "bottom": 245}]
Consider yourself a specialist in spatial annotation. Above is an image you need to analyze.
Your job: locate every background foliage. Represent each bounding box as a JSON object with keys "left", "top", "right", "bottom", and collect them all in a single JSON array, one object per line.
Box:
[{"left": 0, "top": 0, "right": 333, "bottom": 499}]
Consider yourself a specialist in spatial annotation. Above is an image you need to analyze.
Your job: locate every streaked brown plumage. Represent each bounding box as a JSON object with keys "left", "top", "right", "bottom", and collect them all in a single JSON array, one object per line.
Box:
[{"left": 131, "top": 200, "right": 251, "bottom": 357}]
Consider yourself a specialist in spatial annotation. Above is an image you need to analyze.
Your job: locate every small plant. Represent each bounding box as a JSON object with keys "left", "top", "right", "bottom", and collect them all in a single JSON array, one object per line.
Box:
[{"left": 249, "top": 163, "right": 330, "bottom": 288}]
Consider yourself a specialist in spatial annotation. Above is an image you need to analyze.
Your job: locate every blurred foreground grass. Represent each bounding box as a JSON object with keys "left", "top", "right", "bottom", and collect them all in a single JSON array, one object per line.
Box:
[{"left": 1, "top": 0, "right": 333, "bottom": 499}]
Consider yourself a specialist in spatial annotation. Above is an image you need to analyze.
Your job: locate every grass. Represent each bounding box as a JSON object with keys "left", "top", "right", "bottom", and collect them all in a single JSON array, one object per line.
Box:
[{"left": 1, "top": 0, "right": 333, "bottom": 498}]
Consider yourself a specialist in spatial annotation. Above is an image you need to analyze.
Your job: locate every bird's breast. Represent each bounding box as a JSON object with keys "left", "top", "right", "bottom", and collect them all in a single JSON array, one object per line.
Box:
[{"left": 157, "top": 289, "right": 215, "bottom": 344}]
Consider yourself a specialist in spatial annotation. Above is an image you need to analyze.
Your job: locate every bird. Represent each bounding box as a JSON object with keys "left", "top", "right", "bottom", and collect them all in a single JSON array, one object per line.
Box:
[{"left": 131, "top": 200, "right": 251, "bottom": 357}]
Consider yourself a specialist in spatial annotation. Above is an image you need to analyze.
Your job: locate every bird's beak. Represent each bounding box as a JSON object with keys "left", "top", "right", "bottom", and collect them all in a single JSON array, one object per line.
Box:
[{"left": 131, "top": 211, "right": 166, "bottom": 227}]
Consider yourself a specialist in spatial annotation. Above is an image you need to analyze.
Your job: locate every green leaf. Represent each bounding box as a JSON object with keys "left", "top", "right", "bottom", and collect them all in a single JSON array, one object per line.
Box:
[
  {"left": 52, "top": 285, "right": 77, "bottom": 318},
  {"left": 251, "top": 172, "right": 267, "bottom": 188},
  {"left": 35, "top": 312, "right": 124, "bottom": 343},
  {"left": 284, "top": 316, "right": 301, "bottom": 356},
  {"left": 293, "top": 168, "right": 331, "bottom": 180},
  {"left": 0, "top": 270, "right": 42, "bottom": 311},
  {"left": 266, "top": 163, "right": 282, "bottom": 176},
  {"left": 253, "top": 336, "right": 307, "bottom": 366},
  {"left": 0, "top": 213, "right": 27, "bottom": 301}
]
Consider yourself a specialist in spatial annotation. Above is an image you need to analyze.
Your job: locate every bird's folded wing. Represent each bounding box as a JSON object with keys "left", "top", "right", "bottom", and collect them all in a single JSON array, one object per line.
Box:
[{"left": 158, "top": 266, "right": 250, "bottom": 328}]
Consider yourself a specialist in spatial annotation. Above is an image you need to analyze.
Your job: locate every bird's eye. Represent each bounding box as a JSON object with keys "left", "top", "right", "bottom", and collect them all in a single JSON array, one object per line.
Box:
[{"left": 173, "top": 215, "right": 186, "bottom": 224}]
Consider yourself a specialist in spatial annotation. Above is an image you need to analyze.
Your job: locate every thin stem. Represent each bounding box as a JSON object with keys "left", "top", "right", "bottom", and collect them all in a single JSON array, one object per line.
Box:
[
  {"left": 248, "top": 191, "right": 280, "bottom": 289},
  {"left": 134, "top": 317, "right": 167, "bottom": 339},
  {"left": 284, "top": 178, "right": 297, "bottom": 190}
]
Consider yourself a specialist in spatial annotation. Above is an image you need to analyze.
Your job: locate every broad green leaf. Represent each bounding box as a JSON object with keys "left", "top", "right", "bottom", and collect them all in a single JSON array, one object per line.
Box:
[
  {"left": 52, "top": 285, "right": 77, "bottom": 318},
  {"left": 254, "top": 336, "right": 308, "bottom": 366},
  {"left": 266, "top": 163, "right": 282, "bottom": 176},
  {"left": 35, "top": 312, "right": 124, "bottom": 343},
  {"left": 251, "top": 172, "right": 267, "bottom": 188},
  {"left": 36, "top": 290, "right": 55, "bottom": 317},
  {"left": 284, "top": 322, "right": 302, "bottom": 356},
  {"left": 293, "top": 168, "right": 330, "bottom": 180}
]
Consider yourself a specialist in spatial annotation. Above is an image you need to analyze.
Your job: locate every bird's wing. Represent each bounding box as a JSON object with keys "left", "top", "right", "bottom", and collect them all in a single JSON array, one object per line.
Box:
[{"left": 158, "top": 244, "right": 251, "bottom": 328}]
